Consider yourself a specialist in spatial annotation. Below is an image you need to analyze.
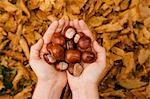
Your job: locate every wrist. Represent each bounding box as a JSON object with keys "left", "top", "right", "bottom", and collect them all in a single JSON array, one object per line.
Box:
[
  {"left": 38, "top": 79, "right": 64, "bottom": 88},
  {"left": 32, "top": 79, "right": 64, "bottom": 99},
  {"left": 72, "top": 83, "right": 99, "bottom": 99}
]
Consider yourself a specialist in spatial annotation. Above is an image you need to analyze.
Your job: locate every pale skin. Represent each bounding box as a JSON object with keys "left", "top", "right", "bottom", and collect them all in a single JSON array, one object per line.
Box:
[{"left": 29, "top": 19, "right": 106, "bottom": 99}]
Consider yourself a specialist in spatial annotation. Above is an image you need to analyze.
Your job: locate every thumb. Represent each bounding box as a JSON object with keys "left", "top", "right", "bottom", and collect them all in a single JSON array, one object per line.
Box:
[
  {"left": 30, "top": 38, "right": 44, "bottom": 60},
  {"left": 93, "top": 41, "right": 106, "bottom": 67}
]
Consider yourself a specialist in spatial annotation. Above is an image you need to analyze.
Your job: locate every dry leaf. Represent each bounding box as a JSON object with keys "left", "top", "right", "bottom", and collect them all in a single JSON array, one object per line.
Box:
[
  {"left": 111, "top": 47, "right": 125, "bottom": 57},
  {"left": 121, "top": 52, "right": 135, "bottom": 78},
  {"left": 100, "top": 90, "right": 125, "bottom": 97},
  {"left": 118, "top": 78, "right": 147, "bottom": 89},
  {"left": 14, "top": 85, "right": 32, "bottom": 99},
  {"left": 19, "top": 36, "right": 30, "bottom": 60},
  {"left": 0, "top": 81, "right": 4, "bottom": 90},
  {"left": 88, "top": 16, "right": 106, "bottom": 27},
  {"left": 12, "top": 63, "right": 30, "bottom": 89},
  {"left": 0, "top": 1, "right": 17, "bottom": 12},
  {"left": 17, "top": 0, "right": 30, "bottom": 18},
  {"left": 95, "top": 22, "right": 123, "bottom": 33},
  {"left": 73, "top": 63, "right": 83, "bottom": 77},
  {"left": 138, "top": 48, "right": 150, "bottom": 65}
]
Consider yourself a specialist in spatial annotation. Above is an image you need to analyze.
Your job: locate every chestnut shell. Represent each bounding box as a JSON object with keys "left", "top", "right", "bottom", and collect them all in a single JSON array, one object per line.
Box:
[
  {"left": 64, "top": 26, "right": 76, "bottom": 39},
  {"left": 66, "top": 40, "right": 75, "bottom": 50},
  {"left": 47, "top": 43, "right": 64, "bottom": 60},
  {"left": 51, "top": 32, "right": 65, "bottom": 46},
  {"left": 78, "top": 36, "right": 91, "bottom": 49},
  {"left": 43, "top": 53, "right": 56, "bottom": 64},
  {"left": 82, "top": 51, "right": 96, "bottom": 63},
  {"left": 56, "top": 62, "right": 68, "bottom": 71},
  {"left": 65, "top": 50, "right": 81, "bottom": 63}
]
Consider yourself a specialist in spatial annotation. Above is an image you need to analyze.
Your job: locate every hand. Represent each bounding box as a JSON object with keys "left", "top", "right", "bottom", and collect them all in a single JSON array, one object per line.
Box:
[
  {"left": 29, "top": 19, "right": 68, "bottom": 99},
  {"left": 67, "top": 20, "right": 106, "bottom": 99}
]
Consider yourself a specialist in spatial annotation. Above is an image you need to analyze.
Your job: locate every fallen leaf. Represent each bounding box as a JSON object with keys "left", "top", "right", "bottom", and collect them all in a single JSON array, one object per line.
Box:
[{"left": 19, "top": 36, "right": 30, "bottom": 60}]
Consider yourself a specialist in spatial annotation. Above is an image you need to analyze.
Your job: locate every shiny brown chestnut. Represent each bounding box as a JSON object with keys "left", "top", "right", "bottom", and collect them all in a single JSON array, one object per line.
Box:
[
  {"left": 66, "top": 40, "right": 75, "bottom": 49},
  {"left": 78, "top": 36, "right": 91, "bottom": 49},
  {"left": 47, "top": 43, "right": 64, "bottom": 60},
  {"left": 56, "top": 62, "right": 68, "bottom": 71},
  {"left": 51, "top": 32, "right": 65, "bottom": 46},
  {"left": 81, "top": 51, "right": 96, "bottom": 63},
  {"left": 73, "top": 63, "right": 83, "bottom": 77},
  {"left": 68, "top": 63, "right": 74, "bottom": 74},
  {"left": 43, "top": 53, "right": 56, "bottom": 64},
  {"left": 64, "top": 26, "right": 76, "bottom": 39},
  {"left": 74, "top": 32, "right": 85, "bottom": 43},
  {"left": 65, "top": 49, "right": 81, "bottom": 63}
]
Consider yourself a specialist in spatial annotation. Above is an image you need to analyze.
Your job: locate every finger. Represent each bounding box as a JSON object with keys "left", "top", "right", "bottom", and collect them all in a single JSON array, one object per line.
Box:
[
  {"left": 55, "top": 19, "right": 65, "bottom": 33},
  {"left": 66, "top": 71, "right": 76, "bottom": 83},
  {"left": 30, "top": 38, "right": 44, "bottom": 60},
  {"left": 40, "top": 44, "right": 48, "bottom": 58},
  {"left": 62, "top": 20, "right": 69, "bottom": 35},
  {"left": 93, "top": 41, "right": 106, "bottom": 67},
  {"left": 70, "top": 21, "right": 74, "bottom": 27},
  {"left": 79, "top": 20, "right": 94, "bottom": 41},
  {"left": 43, "top": 21, "right": 59, "bottom": 44},
  {"left": 73, "top": 19, "right": 82, "bottom": 32}
]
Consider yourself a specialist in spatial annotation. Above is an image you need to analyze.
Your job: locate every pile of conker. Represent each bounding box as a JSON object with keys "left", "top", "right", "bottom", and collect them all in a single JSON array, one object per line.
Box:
[{"left": 43, "top": 26, "right": 97, "bottom": 76}]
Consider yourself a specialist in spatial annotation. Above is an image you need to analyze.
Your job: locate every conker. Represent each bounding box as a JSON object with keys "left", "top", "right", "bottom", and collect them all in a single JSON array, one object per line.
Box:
[
  {"left": 78, "top": 32, "right": 84, "bottom": 37},
  {"left": 56, "top": 62, "right": 68, "bottom": 70},
  {"left": 78, "top": 36, "right": 91, "bottom": 49},
  {"left": 74, "top": 32, "right": 84, "bottom": 43},
  {"left": 73, "top": 63, "right": 83, "bottom": 77},
  {"left": 51, "top": 32, "right": 65, "bottom": 46},
  {"left": 68, "top": 63, "right": 74, "bottom": 74},
  {"left": 74, "top": 34, "right": 80, "bottom": 43},
  {"left": 66, "top": 40, "right": 75, "bottom": 49},
  {"left": 82, "top": 51, "right": 96, "bottom": 63},
  {"left": 65, "top": 49, "right": 81, "bottom": 63},
  {"left": 64, "top": 26, "right": 76, "bottom": 39},
  {"left": 43, "top": 53, "right": 56, "bottom": 64},
  {"left": 47, "top": 43, "right": 64, "bottom": 60}
]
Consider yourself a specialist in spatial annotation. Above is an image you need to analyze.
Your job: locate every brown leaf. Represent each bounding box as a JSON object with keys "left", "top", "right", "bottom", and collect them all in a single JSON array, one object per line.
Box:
[
  {"left": 16, "top": 0, "right": 30, "bottom": 18},
  {"left": 19, "top": 36, "right": 30, "bottom": 60},
  {"left": 118, "top": 78, "right": 147, "bottom": 89},
  {"left": 95, "top": 22, "right": 123, "bottom": 33},
  {"left": 0, "top": 1, "right": 17, "bottom": 12},
  {"left": 88, "top": 16, "right": 106, "bottom": 27},
  {"left": 138, "top": 48, "right": 150, "bottom": 65},
  {"left": 12, "top": 63, "right": 30, "bottom": 89},
  {"left": 100, "top": 90, "right": 125, "bottom": 97},
  {"left": 14, "top": 85, "right": 32, "bottom": 99}
]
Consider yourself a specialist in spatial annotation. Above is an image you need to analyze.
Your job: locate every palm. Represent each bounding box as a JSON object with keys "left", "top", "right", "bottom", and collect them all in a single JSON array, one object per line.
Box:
[
  {"left": 81, "top": 62, "right": 102, "bottom": 82},
  {"left": 67, "top": 20, "right": 106, "bottom": 91},
  {"left": 30, "top": 19, "right": 68, "bottom": 88}
]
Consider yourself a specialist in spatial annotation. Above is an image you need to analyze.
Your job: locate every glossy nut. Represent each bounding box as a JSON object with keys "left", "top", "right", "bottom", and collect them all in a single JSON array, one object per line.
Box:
[
  {"left": 74, "top": 34, "right": 80, "bottom": 43},
  {"left": 65, "top": 49, "right": 81, "bottom": 63},
  {"left": 68, "top": 63, "right": 74, "bottom": 74},
  {"left": 47, "top": 43, "right": 64, "bottom": 60},
  {"left": 56, "top": 62, "right": 68, "bottom": 70},
  {"left": 43, "top": 53, "right": 56, "bottom": 64},
  {"left": 73, "top": 63, "right": 83, "bottom": 77},
  {"left": 64, "top": 26, "right": 76, "bottom": 39},
  {"left": 66, "top": 40, "right": 75, "bottom": 49},
  {"left": 51, "top": 32, "right": 65, "bottom": 46},
  {"left": 78, "top": 36, "right": 91, "bottom": 49},
  {"left": 82, "top": 51, "right": 96, "bottom": 63}
]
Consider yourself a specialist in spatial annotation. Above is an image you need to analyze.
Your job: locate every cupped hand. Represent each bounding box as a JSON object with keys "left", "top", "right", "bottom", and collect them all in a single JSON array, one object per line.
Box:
[
  {"left": 29, "top": 19, "right": 68, "bottom": 88},
  {"left": 67, "top": 20, "right": 106, "bottom": 91}
]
